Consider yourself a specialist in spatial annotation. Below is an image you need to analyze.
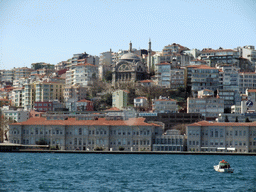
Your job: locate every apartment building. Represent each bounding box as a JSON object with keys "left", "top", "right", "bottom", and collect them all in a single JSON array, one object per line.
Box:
[
  {"left": 35, "top": 81, "right": 64, "bottom": 103},
  {"left": 186, "top": 121, "right": 256, "bottom": 153},
  {"left": 155, "top": 62, "right": 171, "bottom": 88},
  {"left": 65, "top": 63, "right": 98, "bottom": 87},
  {"left": 152, "top": 96, "right": 178, "bottom": 113},
  {"left": 187, "top": 89, "right": 224, "bottom": 119},
  {"left": 9, "top": 117, "right": 162, "bottom": 151},
  {"left": 112, "top": 90, "right": 128, "bottom": 109},
  {"left": 66, "top": 99, "right": 93, "bottom": 112},
  {"left": 11, "top": 88, "right": 24, "bottom": 107},
  {"left": 1, "top": 69, "right": 14, "bottom": 82},
  {"left": 13, "top": 67, "right": 32, "bottom": 80},
  {"left": 184, "top": 65, "right": 219, "bottom": 97},
  {"left": 170, "top": 68, "right": 185, "bottom": 89},
  {"left": 199, "top": 48, "right": 239, "bottom": 67},
  {"left": 31, "top": 62, "right": 55, "bottom": 70},
  {"left": 64, "top": 84, "right": 88, "bottom": 102},
  {"left": 239, "top": 72, "right": 256, "bottom": 93}
]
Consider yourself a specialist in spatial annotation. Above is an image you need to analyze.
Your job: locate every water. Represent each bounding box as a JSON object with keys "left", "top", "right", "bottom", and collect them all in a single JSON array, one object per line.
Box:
[{"left": 0, "top": 153, "right": 255, "bottom": 191}]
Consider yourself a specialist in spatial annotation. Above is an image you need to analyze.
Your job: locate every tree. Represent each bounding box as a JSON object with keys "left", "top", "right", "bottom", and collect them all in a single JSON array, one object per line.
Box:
[
  {"left": 245, "top": 117, "right": 250, "bottom": 122},
  {"left": 104, "top": 71, "right": 112, "bottom": 82},
  {"left": 171, "top": 124, "right": 187, "bottom": 135},
  {"left": 0, "top": 110, "right": 15, "bottom": 142},
  {"left": 235, "top": 117, "right": 239, "bottom": 122}
]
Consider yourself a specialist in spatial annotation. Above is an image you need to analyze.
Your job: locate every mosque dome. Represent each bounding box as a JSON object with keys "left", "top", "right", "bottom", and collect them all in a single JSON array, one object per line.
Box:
[{"left": 120, "top": 53, "right": 141, "bottom": 61}]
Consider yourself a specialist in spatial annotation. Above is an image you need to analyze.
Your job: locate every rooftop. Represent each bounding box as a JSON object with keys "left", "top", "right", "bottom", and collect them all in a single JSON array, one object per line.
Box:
[{"left": 10, "top": 117, "right": 158, "bottom": 126}]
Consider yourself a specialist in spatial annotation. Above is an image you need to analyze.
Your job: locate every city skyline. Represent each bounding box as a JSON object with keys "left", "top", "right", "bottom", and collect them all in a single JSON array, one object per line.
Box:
[{"left": 1, "top": 0, "right": 256, "bottom": 69}]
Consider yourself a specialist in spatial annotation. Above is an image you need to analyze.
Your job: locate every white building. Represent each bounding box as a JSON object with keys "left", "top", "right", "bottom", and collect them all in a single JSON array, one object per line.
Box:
[
  {"left": 134, "top": 97, "right": 149, "bottom": 110},
  {"left": 2, "top": 107, "right": 29, "bottom": 122},
  {"left": 65, "top": 63, "right": 98, "bottom": 87}
]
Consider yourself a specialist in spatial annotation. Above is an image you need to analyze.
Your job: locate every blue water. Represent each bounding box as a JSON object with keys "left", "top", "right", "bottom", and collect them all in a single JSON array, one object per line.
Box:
[{"left": 0, "top": 153, "right": 255, "bottom": 191}]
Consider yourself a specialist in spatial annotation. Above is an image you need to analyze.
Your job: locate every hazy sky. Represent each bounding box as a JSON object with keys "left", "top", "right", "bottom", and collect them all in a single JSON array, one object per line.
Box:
[{"left": 1, "top": 0, "right": 256, "bottom": 69}]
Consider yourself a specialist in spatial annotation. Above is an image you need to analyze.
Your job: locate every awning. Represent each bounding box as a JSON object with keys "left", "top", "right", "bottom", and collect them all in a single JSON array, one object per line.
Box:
[
  {"left": 200, "top": 147, "right": 217, "bottom": 149},
  {"left": 217, "top": 147, "right": 226, "bottom": 150},
  {"left": 227, "top": 147, "right": 236, "bottom": 151}
]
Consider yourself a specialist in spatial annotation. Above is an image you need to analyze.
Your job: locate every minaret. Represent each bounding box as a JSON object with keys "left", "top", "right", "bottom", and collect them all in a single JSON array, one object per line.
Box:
[
  {"left": 148, "top": 38, "right": 152, "bottom": 72},
  {"left": 129, "top": 41, "right": 132, "bottom": 52}
]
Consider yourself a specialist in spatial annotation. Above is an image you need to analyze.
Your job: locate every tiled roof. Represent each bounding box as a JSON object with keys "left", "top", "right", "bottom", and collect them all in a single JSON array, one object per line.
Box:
[
  {"left": 135, "top": 97, "right": 148, "bottom": 100},
  {"left": 200, "top": 89, "right": 213, "bottom": 92},
  {"left": 155, "top": 99, "right": 177, "bottom": 102},
  {"left": 247, "top": 89, "right": 256, "bottom": 93},
  {"left": 140, "top": 80, "right": 153, "bottom": 83},
  {"left": 186, "top": 65, "right": 216, "bottom": 69},
  {"left": 201, "top": 49, "right": 236, "bottom": 53},
  {"left": 105, "top": 107, "right": 121, "bottom": 111},
  {"left": 77, "top": 99, "right": 92, "bottom": 103},
  {"left": 156, "top": 62, "right": 170, "bottom": 65},
  {"left": 76, "top": 63, "right": 96, "bottom": 67},
  {"left": 187, "top": 121, "right": 256, "bottom": 127},
  {"left": 239, "top": 72, "right": 256, "bottom": 74},
  {"left": 10, "top": 117, "right": 157, "bottom": 126}
]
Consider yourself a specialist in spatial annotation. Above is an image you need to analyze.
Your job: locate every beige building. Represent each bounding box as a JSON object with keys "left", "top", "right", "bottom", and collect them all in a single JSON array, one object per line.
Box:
[
  {"left": 112, "top": 90, "right": 128, "bottom": 109},
  {"left": 35, "top": 81, "right": 64, "bottom": 103},
  {"left": 187, "top": 89, "right": 224, "bottom": 119},
  {"left": 187, "top": 121, "right": 256, "bottom": 153},
  {"left": 9, "top": 117, "right": 162, "bottom": 151}
]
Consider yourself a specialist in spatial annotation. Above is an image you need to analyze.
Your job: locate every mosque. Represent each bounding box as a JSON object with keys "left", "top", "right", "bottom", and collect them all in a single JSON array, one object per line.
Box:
[{"left": 112, "top": 40, "right": 152, "bottom": 87}]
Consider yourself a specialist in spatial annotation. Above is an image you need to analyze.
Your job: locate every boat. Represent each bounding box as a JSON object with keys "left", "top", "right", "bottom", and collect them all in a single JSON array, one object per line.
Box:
[{"left": 214, "top": 160, "right": 234, "bottom": 173}]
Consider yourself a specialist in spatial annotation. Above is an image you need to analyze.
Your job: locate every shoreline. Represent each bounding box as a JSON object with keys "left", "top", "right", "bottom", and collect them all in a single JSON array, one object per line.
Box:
[{"left": 1, "top": 150, "right": 256, "bottom": 156}]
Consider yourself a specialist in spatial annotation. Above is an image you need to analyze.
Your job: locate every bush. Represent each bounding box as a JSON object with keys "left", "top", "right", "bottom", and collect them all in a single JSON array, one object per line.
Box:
[
  {"left": 94, "top": 146, "right": 104, "bottom": 151},
  {"left": 119, "top": 146, "right": 125, "bottom": 151}
]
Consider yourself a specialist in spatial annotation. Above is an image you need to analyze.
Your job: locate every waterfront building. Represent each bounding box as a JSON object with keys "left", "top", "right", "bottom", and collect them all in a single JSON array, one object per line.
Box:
[
  {"left": 152, "top": 96, "right": 178, "bottom": 113},
  {"left": 152, "top": 129, "right": 185, "bottom": 151},
  {"left": 9, "top": 117, "right": 163, "bottom": 151},
  {"left": 187, "top": 89, "right": 224, "bottom": 120},
  {"left": 186, "top": 121, "right": 256, "bottom": 153},
  {"left": 112, "top": 90, "right": 128, "bottom": 110}
]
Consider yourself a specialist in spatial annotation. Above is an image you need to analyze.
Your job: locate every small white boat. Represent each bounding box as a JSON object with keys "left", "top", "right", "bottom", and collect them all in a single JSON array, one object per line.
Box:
[{"left": 214, "top": 160, "right": 234, "bottom": 173}]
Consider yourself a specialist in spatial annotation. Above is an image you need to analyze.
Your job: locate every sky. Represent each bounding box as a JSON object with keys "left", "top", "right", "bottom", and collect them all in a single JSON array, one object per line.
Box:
[{"left": 1, "top": 0, "right": 256, "bottom": 70}]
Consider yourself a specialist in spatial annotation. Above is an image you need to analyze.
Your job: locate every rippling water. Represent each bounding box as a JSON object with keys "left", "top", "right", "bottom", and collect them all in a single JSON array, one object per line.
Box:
[{"left": 0, "top": 153, "right": 255, "bottom": 191}]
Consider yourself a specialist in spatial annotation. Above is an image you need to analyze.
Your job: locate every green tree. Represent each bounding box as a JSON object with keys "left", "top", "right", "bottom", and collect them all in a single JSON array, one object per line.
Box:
[
  {"left": 245, "top": 117, "right": 250, "bottom": 122},
  {"left": 104, "top": 71, "right": 112, "bottom": 82},
  {"left": 235, "top": 117, "right": 239, "bottom": 122}
]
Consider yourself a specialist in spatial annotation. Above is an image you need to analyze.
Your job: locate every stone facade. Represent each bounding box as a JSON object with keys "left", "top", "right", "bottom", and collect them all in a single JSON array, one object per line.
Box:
[
  {"left": 9, "top": 117, "right": 163, "bottom": 151},
  {"left": 187, "top": 121, "right": 256, "bottom": 153}
]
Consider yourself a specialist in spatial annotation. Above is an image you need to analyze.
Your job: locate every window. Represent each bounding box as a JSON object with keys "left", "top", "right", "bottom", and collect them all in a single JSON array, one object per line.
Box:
[{"left": 79, "top": 128, "right": 82, "bottom": 135}]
